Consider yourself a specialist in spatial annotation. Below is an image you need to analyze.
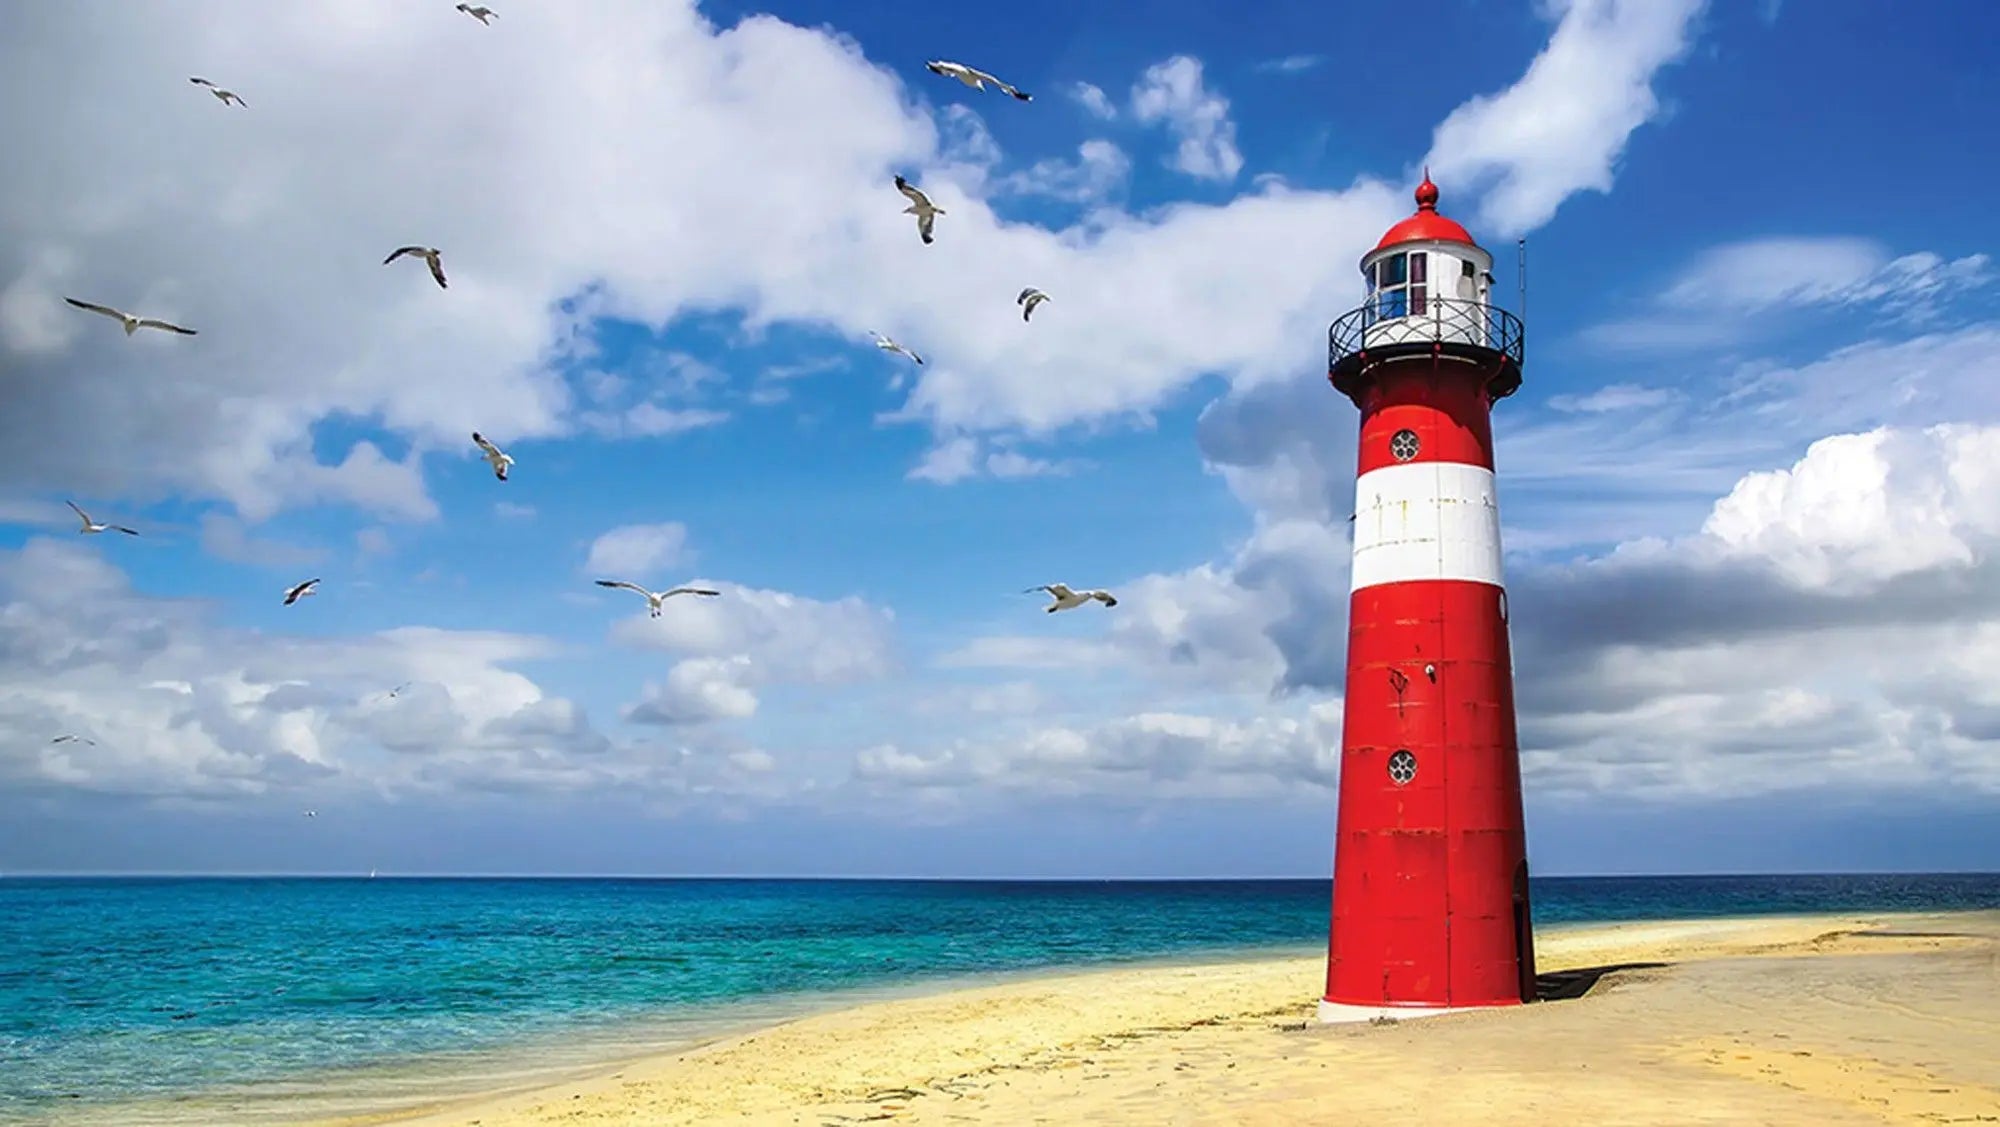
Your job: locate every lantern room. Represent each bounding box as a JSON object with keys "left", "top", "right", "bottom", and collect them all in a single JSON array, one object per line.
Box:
[{"left": 1327, "top": 172, "right": 1524, "bottom": 407}]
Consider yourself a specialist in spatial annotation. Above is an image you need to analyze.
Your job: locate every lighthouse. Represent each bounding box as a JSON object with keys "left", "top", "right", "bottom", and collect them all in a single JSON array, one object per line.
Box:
[{"left": 1319, "top": 172, "right": 1534, "bottom": 1020}]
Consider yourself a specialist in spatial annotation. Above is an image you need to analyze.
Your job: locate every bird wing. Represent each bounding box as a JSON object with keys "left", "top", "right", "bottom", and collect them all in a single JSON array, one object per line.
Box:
[
  {"left": 190, "top": 77, "right": 215, "bottom": 88},
  {"left": 595, "top": 579, "right": 651, "bottom": 597},
  {"left": 665, "top": 587, "right": 721, "bottom": 597},
  {"left": 962, "top": 65, "right": 1002, "bottom": 86},
  {"left": 286, "top": 578, "right": 319, "bottom": 600},
  {"left": 112, "top": 526, "right": 140, "bottom": 536},
  {"left": 908, "top": 349, "right": 924, "bottom": 365},
  {"left": 1045, "top": 583, "right": 1075, "bottom": 599},
  {"left": 1091, "top": 591, "right": 1118, "bottom": 605},
  {"left": 472, "top": 432, "right": 503, "bottom": 458},
  {"left": 1001, "top": 84, "right": 1032, "bottom": 102},
  {"left": 894, "top": 177, "right": 930, "bottom": 208},
  {"left": 427, "top": 255, "right": 449, "bottom": 288},
  {"left": 384, "top": 246, "right": 424, "bottom": 265},
  {"left": 1018, "top": 288, "right": 1036, "bottom": 303},
  {"left": 917, "top": 212, "right": 936, "bottom": 244},
  {"left": 66, "top": 500, "right": 91, "bottom": 526},
  {"left": 65, "top": 298, "right": 126, "bottom": 321},
  {"left": 136, "top": 319, "right": 196, "bottom": 335}
]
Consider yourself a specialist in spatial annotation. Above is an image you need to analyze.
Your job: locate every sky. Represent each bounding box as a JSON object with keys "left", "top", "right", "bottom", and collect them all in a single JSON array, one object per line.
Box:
[{"left": 2, "top": 0, "right": 1998, "bottom": 878}]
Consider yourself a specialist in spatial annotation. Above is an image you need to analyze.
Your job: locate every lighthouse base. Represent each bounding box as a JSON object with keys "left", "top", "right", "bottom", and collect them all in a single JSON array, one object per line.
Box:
[{"left": 1316, "top": 999, "right": 1507, "bottom": 1025}]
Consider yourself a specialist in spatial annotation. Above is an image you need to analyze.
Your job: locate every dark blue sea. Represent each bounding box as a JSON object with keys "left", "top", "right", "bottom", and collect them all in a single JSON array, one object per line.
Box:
[{"left": 3, "top": 873, "right": 1997, "bottom": 1124}]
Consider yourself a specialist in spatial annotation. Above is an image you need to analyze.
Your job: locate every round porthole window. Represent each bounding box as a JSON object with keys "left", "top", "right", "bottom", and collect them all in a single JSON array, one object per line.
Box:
[
  {"left": 1387, "top": 749, "right": 1417, "bottom": 786},
  {"left": 1389, "top": 429, "right": 1420, "bottom": 462}
]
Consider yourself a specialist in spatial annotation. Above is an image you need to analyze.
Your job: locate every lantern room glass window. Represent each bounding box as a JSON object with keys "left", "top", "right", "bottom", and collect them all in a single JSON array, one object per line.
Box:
[{"left": 1370, "top": 251, "right": 1426, "bottom": 320}]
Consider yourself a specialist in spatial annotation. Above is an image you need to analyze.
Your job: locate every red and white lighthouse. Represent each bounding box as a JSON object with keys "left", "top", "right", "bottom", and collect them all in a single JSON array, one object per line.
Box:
[{"left": 1320, "top": 172, "right": 1535, "bottom": 1019}]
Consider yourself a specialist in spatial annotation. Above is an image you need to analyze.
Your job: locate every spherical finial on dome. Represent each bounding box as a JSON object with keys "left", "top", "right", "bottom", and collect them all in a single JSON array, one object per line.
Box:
[{"left": 1414, "top": 167, "right": 1439, "bottom": 211}]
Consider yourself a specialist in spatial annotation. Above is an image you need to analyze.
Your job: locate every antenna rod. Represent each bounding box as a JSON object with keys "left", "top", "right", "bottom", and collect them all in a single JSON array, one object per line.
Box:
[{"left": 1517, "top": 238, "right": 1527, "bottom": 323}]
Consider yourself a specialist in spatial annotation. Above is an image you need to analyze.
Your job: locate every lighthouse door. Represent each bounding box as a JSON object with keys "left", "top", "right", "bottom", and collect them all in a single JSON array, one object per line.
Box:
[{"left": 1513, "top": 859, "right": 1536, "bottom": 1002}]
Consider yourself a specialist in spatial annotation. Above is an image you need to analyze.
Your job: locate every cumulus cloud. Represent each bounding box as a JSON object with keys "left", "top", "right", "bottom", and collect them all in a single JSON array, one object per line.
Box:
[
  {"left": 1068, "top": 82, "right": 1118, "bottom": 120},
  {"left": 1425, "top": 0, "right": 1708, "bottom": 236},
  {"left": 1128, "top": 55, "right": 1245, "bottom": 183},
  {"left": 583, "top": 522, "right": 690, "bottom": 579},
  {"left": 994, "top": 140, "right": 1131, "bottom": 205}
]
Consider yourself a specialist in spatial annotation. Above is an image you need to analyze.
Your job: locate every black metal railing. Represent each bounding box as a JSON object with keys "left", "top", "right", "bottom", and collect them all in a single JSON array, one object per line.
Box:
[{"left": 1327, "top": 297, "right": 1525, "bottom": 400}]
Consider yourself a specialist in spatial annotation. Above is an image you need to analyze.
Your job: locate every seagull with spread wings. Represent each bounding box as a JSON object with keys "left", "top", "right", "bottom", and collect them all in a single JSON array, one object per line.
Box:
[
  {"left": 384, "top": 246, "right": 448, "bottom": 289},
  {"left": 64, "top": 298, "right": 196, "bottom": 337},
  {"left": 1025, "top": 582, "right": 1118, "bottom": 613},
  {"left": 456, "top": 3, "right": 498, "bottom": 24},
  {"left": 871, "top": 332, "right": 923, "bottom": 366},
  {"left": 595, "top": 579, "right": 720, "bottom": 619},
  {"left": 283, "top": 578, "right": 320, "bottom": 606},
  {"left": 924, "top": 60, "right": 1031, "bottom": 102},
  {"left": 894, "top": 176, "right": 943, "bottom": 245},
  {"left": 51, "top": 735, "right": 98, "bottom": 746},
  {"left": 188, "top": 77, "right": 247, "bottom": 106},
  {"left": 472, "top": 432, "right": 513, "bottom": 481},
  {"left": 1017, "top": 287, "right": 1050, "bottom": 322},
  {"left": 66, "top": 501, "right": 138, "bottom": 536}
]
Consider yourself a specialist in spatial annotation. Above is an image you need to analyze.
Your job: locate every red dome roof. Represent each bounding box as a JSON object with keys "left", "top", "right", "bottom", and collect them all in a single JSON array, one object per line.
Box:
[{"left": 1371, "top": 170, "right": 1477, "bottom": 253}]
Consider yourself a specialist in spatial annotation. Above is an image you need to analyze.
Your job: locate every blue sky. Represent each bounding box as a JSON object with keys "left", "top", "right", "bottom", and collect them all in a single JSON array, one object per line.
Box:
[{"left": 2, "top": 0, "right": 1998, "bottom": 877}]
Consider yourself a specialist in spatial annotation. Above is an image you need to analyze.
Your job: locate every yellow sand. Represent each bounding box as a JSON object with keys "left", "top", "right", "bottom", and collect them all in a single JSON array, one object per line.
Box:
[{"left": 324, "top": 910, "right": 2000, "bottom": 1127}]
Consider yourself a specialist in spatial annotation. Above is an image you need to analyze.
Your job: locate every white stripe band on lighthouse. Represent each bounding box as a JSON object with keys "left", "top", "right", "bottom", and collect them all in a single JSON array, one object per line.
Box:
[{"left": 1350, "top": 460, "right": 1505, "bottom": 591}]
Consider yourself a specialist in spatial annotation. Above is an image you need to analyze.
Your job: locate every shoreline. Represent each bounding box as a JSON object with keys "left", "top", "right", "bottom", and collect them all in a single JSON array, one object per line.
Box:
[
  {"left": 346, "top": 910, "right": 1998, "bottom": 1125},
  {"left": 44, "top": 910, "right": 2000, "bottom": 1126}
]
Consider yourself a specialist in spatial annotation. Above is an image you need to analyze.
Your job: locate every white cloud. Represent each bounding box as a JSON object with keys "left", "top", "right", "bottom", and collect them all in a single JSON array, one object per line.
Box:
[
  {"left": 625, "top": 655, "right": 760, "bottom": 726},
  {"left": 493, "top": 500, "right": 536, "bottom": 520},
  {"left": 0, "top": 1, "right": 1704, "bottom": 507},
  {"left": 1069, "top": 82, "right": 1117, "bottom": 120},
  {"left": 907, "top": 434, "right": 1079, "bottom": 483},
  {"left": 1253, "top": 55, "right": 1324, "bottom": 75},
  {"left": 1583, "top": 235, "right": 1994, "bottom": 352},
  {"left": 1425, "top": 0, "right": 1708, "bottom": 236},
  {"left": 994, "top": 140, "right": 1131, "bottom": 205},
  {"left": 608, "top": 580, "right": 897, "bottom": 686},
  {"left": 1129, "top": 56, "right": 1244, "bottom": 183},
  {"left": 1546, "top": 382, "right": 1677, "bottom": 413},
  {"left": 584, "top": 522, "right": 690, "bottom": 579}
]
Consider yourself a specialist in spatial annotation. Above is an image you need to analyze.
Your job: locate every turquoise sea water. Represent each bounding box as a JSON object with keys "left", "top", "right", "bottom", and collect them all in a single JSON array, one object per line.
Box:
[{"left": 4, "top": 873, "right": 1997, "bottom": 1124}]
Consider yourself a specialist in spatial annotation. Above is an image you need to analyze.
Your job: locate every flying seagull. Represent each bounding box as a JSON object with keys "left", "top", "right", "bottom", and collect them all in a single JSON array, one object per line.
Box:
[
  {"left": 384, "top": 682, "right": 413, "bottom": 699},
  {"left": 1017, "top": 287, "right": 1050, "bottom": 322},
  {"left": 455, "top": 3, "right": 498, "bottom": 23},
  {"left": 384, "top": 246, "right": 448, "bottom": 289},
  {"left": 471, "top": 432, "right": 513, "bottom": 481},
  {"left": 64, "top": 298, "right": 197, "bottom": 337},
  {"left": 188, "top": 77, "right": 246, "bottom": 106},
  {"left": 50, "top": 735, "right": 97, "bottom": 746},
  {"left": 924, "top": 60, "right": 1031, "bottom": 102},
  {"left": 66, "top": 501, "right": 138, "bottom": 536},
  {"left": 1025, "top": 582, "right": 1118, "bottom": 613},
  {"left": 282, "top": 578, "right": 320, "bottom": 606},
  {"left": 871, "top": 332, "right": 923, "bottom": 366},
  {"left": 595, "top": 579, "right": 720, "bottom": 619},
  {"left": 894, "top": 176, "right": 943, "bottom": 245},
  {"left": 303, "top": 810, "right": 317, "bottom": 818}
]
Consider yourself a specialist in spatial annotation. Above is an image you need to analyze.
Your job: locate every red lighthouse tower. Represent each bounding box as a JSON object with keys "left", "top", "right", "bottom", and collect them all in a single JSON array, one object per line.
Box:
[{"left": 1320, "top": 173, "right": 1534, "bottom": 1019}]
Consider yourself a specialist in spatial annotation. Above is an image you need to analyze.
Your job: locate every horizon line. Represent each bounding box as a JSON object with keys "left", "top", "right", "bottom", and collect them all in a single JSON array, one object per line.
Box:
[{"left": 4, "top": 869, "right": 1997, "bottom": 881}]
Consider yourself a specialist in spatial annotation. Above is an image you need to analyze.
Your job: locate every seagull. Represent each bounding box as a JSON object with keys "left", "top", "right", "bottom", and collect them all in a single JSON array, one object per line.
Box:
[
  {"left": 383, "top": 246, "right": 448, "bottom": 289},
  {"left": 595, "top": 579, "right": 720, "bottom": 619},
  {"left": 924, "top": 60, "right": 1031, "bottom": 102},
  {"left": 66, "top": 501, "right": 138, "bottom": 536},
  {"left": 302, "top": 810, "right": 317, "bottom": 818},
  {"left": 871, "top": 332, "right": 923, "bottom": 366},
  {"left": 471, "top": 432, "right": 513, "bottom": 481},
  {"left": 188, "top": 77, "right": 246, "bottom": 107},
  {"left": 386, "top": 682, "right": 413, "bottom": 698},
  {"left": 455, "top": 3, "right": 498, "bottom": 24},
  {"left": 894, "top": 176, "right": 943, "bottom": 245},
  {"left": 1025, "top": 582, "right": 1118, "bottom": 613},
  {"left": 1017, "top": 288, "right": 1050, "bottom": 322},
  {"left": 64, "top": 298, "right": 197, "bottom": 337},
  {"left": 283, "top": 578, "right": 320, "bottom": 606},
  {"left": 50, "top": 735, "right": 97, "bottom": 746}
]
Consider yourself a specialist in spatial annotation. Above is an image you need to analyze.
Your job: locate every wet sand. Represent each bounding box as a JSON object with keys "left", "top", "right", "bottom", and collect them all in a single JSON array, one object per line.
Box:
[{"left": 312, "top": 909, "right": 2000, "bottom": 1127}]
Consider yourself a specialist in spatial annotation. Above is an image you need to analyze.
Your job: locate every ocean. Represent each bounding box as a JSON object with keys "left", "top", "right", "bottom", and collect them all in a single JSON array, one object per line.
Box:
[{"left": 4, "top": 873, "right": 1997, "bottom": 1124}]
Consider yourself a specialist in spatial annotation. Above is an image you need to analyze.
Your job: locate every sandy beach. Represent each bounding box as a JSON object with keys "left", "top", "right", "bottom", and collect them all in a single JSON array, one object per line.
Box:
[{"left": 291, "top": 909, "right": 2000, "bottom": 1127}]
